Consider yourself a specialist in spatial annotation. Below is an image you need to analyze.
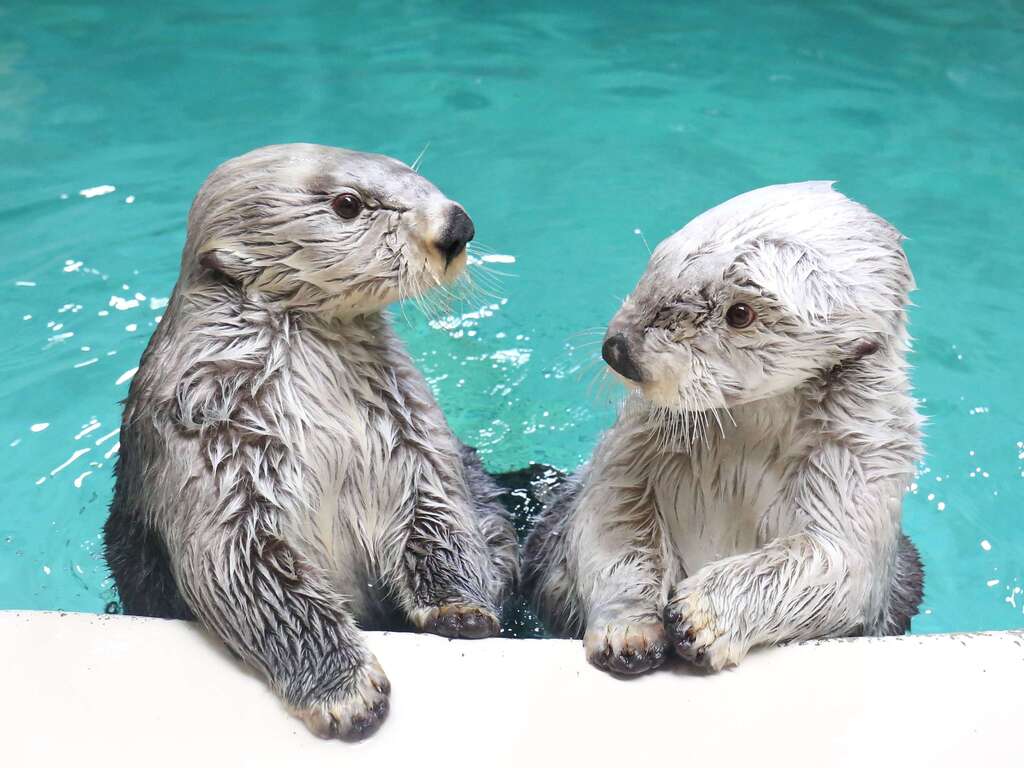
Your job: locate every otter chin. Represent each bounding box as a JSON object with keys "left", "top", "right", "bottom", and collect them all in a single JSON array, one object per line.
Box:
[
  {"left": 526, "top": 181, "right": 924, "bottom": 677},
  {"left": 104, "top": 144, "right": 517, "bottom": 741}
]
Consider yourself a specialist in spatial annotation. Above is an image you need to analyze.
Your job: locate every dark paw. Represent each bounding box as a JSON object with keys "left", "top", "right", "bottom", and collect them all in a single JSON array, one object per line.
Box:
[
  {"left": 341, "top": 696, "right": 389, "bottom": 741},
  {"left": 663, "top": 587, "right": 745, "bottom": 671},
  {"left": 597, "top": 643, "right": 669, "bottom": 675},
  {"left": 292, "top": 656, "right": 391, "bottom": 740},
  {"left": 663, "top": 602, "right": 709, "bottom": 667},
  {"left": 584, "top": 622, "right": 670, "bottom": 676},
  {"left": 422, "top": 604, "right": 501, "bottom": 639}
]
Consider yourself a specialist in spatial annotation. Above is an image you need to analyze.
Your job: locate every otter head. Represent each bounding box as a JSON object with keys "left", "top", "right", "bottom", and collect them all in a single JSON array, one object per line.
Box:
[
  {"left": 182, "top": 143, "right": 474, "bottom": 315},
  {"left": 602, "top": 181, "right": 914, "bottom": 412}
]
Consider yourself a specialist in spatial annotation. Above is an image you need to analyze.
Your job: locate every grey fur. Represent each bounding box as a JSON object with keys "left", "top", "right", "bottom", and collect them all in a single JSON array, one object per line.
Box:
[
  {"left": 104, "top": 144, "right": 517, "bottom": 739},
  {"left": 525, "top": 182, "right": 924, "bottom": 675}
]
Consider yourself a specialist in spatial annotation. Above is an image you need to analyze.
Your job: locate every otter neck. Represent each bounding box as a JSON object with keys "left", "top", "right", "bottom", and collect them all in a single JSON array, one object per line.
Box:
[{"left": 195, "top": 273, "right": 398, "bottom": 329}]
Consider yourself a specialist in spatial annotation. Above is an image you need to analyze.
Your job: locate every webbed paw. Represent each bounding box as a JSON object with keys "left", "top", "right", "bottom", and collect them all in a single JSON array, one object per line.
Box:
[
  {"left": 584, "top": 620, "right": 670, "bottom": 676},
  {"left": 664, "top": 583, "right": 747, "bottom": 671},
  {"left": 415, "top": 603, "right": 501, "bottom": 639},
  {"left": 290, "top": 655, "right": 391, "bottom": 741}
]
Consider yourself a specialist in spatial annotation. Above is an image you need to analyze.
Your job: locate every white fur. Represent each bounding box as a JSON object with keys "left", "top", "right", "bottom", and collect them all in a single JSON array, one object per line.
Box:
[{"left": 526, "top": 182, "right": 924, "bottom": 674}]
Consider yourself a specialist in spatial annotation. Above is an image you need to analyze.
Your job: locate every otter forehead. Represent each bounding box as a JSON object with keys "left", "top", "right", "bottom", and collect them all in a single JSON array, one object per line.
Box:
[
  {"left": 214, "top": 143, "right": 444, "bottom": 209},
  {"left": 648, "top": 181, "right": 842, "bottom": 279},
  {"left": 630, "top": 181, "right": 908, "bottom": 310}
]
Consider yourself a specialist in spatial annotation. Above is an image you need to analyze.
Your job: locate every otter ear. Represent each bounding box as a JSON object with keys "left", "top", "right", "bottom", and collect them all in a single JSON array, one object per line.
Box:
[
  {"left": 199, "top": 249, "right": 231, "bottom": 278},
  {"left": 823, "top": 336, "right": 883, "bottom": 388},
  {"left": 848, "top": 338, "right": 880, "bottom": 359},
  {"left": 838, "top": 337, "right": 881, "bottom": 365},
  {"left": 196, "top": 244, "right": 263, "bottom": 286}
]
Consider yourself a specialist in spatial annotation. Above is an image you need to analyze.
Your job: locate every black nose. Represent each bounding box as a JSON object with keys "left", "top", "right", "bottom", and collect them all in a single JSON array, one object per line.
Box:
[
  {"left": 602, "top": 333, "right": 643, "bottom": 382},
  {"left": 436, "top": 205, "right": 475, "bottom": 267}
]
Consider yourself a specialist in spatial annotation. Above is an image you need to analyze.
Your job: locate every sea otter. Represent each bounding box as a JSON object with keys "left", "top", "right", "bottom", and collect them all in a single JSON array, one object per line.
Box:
[
  {"left": 524, "top": 181, "right": 924, "bottom": 675},
  {"left": 104, "top": 144, "right": 518, "bottom": 739}
]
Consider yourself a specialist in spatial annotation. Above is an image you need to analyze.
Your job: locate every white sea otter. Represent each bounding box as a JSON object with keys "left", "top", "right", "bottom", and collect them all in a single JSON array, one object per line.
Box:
[{"left": 525, "top": 182, "right": 924, "bottom": 675}]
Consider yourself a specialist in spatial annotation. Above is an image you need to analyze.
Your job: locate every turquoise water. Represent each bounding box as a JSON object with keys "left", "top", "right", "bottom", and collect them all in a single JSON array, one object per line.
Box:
[{"left": 1, "top": 1, "right": 1022, "bottom": 633}]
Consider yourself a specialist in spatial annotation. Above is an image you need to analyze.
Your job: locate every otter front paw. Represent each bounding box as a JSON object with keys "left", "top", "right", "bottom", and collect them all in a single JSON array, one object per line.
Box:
[
  {"left": 663, "top": 583, "right": 747, "bottom": 671},
  {"left": 414, "top": 603, "right": 501, "bottom": 639},
  {"left": 290, "top": 656, "right": 391, "bottom": 741},
  {"left": 584, "top": 621, "right": 670, "bottom": 676}
]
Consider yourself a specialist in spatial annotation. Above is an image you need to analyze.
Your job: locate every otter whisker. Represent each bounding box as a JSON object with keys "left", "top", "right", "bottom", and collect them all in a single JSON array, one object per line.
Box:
[
  {"left": 580, "top": 359, "right": 607, "bottom": 396},
  {"left": 573, "top": 354, "right": 605, "bottom": 382},
  {"left": 467, "top": 240, "right": 499, "bottom": 255},
  {"left": 708, "top": 403, "right": 727, "bottom": 439},
  {"left": 593, "top": 369, "right": 621, "bottom": 406},
  {"left": 583, "top": 361, "right": 624, "bottom": 406},
  {"left": 394, "top": 249, "right": 421, "bottom": 329},
  {"left": 464, "top": 272, "right": 503, "bottom": 298},
  {"left": 567, "top": 327, "right": 606, "bottom": 342},
  {"left": 420, "top": 287, "right": 449, "bottom": 324},
  {"left": 633, "top": 226, "right": 652, "bottom": 256},
  {"left": 442, "top": 274, "right": 478, "bottom": 308},
  {"left": 461, "top": 269, "right": 504, "bottom": 303},
  {"left": 407, "top": 269, "right": 439, "bottom": 323},
  {"left": 719, "top": 400, "right": 738, "bottom": 429},
  {"left": 472, "top": 263, "right": 517, "bottom": 280},
  {"left": 410, "top": 142, "right": 431, "bottom": 173}
]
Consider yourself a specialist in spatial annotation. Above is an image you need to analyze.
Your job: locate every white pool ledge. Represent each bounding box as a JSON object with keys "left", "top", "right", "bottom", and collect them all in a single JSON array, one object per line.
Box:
[{"left": 3, "top": 610, "right": 1020, "bottom": 765}]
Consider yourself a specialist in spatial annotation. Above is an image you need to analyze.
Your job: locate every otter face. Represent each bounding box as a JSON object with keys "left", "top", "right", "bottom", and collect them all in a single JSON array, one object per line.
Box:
[
  {"left": 602, "top": 182, "right": 913, "bottom": 412},
  {"left": 184, "top": 143, "right": 474, "bottom": 315}
]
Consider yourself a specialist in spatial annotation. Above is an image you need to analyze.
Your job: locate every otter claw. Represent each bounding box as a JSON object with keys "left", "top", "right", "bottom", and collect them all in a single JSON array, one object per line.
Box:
[
  {"left": 292, "top": 656, "right": 391, "bottom": 741},
  {"left": 422, "top": 604, "right": 500, "bottom": 639},
  {"left": 584, "top": 621, "right": 670, "bottom": 677},
  {"left": 664, "top": 586, "right": 744, "bottom": 670}
]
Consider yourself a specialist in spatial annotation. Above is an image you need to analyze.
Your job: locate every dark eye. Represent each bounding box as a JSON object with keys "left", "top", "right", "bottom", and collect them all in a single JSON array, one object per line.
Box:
[
  {"left": 725, "top": 302, "right": 756, "bottom": 329},
  {"left": 331, "top": 193, "right": 363, "bottom": 219}
]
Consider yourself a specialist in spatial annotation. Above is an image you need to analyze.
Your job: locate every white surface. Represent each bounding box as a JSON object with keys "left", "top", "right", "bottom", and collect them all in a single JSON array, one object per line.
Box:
[{"left": 2, "top": 610, "right": 1021, "bottom": 766}]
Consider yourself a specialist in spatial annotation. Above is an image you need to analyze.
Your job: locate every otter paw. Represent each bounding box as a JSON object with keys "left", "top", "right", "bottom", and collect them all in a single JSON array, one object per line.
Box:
[
  {"left": 663, "top": 585, "right": 746, "bottom": 671},
  {"left": 584, "top": 621, "right": 670, "bottom": 676},
  {"left": 416, "top": 604, "right": 501, "bottom": 639},
  {"left": 290, "top": 656, "right": 391, "bottom": 741}
]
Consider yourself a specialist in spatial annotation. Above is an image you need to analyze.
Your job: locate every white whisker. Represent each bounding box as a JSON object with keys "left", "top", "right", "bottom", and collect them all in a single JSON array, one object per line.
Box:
[
  {"left": 633, "top": 226, "right": 652, "bottom": 256},
  {"left": 410, "top": 142, "right": 431, "bottom": 173}
]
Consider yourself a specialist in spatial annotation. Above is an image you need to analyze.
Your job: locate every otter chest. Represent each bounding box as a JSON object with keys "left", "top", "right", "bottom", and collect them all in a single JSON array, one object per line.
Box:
[
  {"left": 287, "top": 332, "right": 413, "bottom": 538},
  {"left": 656, "top": 432, "right": 789, "bottom": 577}
]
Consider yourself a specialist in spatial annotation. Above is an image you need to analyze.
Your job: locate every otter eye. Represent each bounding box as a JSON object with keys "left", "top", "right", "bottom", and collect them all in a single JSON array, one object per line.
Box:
[
  {"left": 725, "top": 302, "right": 756, "bottom": 329},
  {"left": 331, "top": 193, "right": 363, "bottom": 219}
]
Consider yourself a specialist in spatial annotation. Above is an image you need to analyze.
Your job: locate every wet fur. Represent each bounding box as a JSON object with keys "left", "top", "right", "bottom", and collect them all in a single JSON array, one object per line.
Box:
[
  {"left": 104, "top": 144, "right": 517, "bottom": 739},
  {"left": 524, "top": 182, "right": 924, "bottom": 673}
]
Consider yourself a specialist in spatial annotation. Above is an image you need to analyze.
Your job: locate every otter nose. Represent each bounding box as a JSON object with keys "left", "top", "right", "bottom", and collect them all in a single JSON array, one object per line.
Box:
[
  {"left": 602, "top": 334, "right": 643, "bottom": 382},
  {"left": 436, "top": 205, "right": 475, "bottom": 267}
]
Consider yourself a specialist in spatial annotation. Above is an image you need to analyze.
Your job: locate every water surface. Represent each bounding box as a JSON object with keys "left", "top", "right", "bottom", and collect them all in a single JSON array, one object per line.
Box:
[{"left": 1, "top": 0, "right": 1022, "bottom": 633}]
